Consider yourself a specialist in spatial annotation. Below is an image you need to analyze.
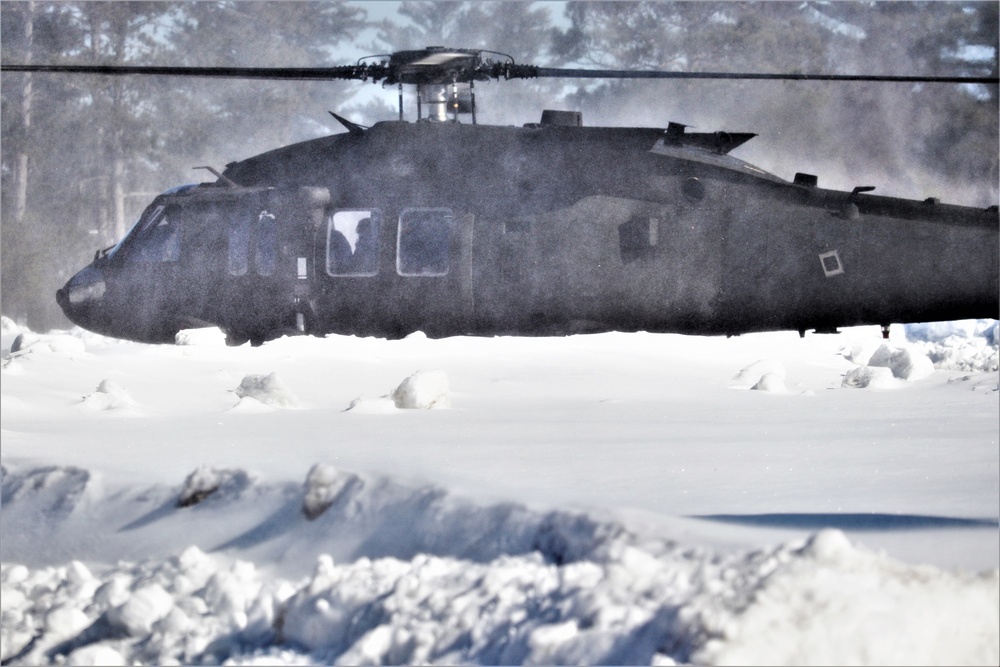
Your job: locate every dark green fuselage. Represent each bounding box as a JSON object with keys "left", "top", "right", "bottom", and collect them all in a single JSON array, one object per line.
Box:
[{"left": 58, "top": 118, "right": 999, "bottom": 344}]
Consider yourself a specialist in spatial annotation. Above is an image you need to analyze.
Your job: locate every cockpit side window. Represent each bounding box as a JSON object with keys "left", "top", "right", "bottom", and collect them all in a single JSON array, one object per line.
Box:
[
  {"left": 397, "top": 208, "right": 453, "bottom": 276},
  {"left": 255, "top": 210, "right": 278, "bottom": 277},
  {"left": 228, "top": 206, "right": 280, "bottom": 277},
  {"left": 124, "top": 205, "right": 181, "bottom": 263},
  {"left": 327, "top": 210, "right": 382, "bottom": 276},
  {"left": 228, "top": 210, "right": 252, "bottom": 276}
]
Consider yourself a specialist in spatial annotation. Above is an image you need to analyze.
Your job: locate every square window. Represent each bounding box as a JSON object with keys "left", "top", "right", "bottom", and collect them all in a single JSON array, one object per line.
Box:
[
  {"left": 397, "top": 208, "right": 454, "bottom": 276},
  {"left": 328, "top": 210, "right": 381, "bottom": 276}
]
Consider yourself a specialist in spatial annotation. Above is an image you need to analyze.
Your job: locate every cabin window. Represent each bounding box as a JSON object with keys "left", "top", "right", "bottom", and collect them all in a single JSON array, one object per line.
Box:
[
  {"left": 126, "top": 205, "right": 181, "bottom": 263},
  {"left": 619, "top": 216, "right": 659, "bottom": 263},
  {"left": 228, "top": 212, "right": 251, "bottom": 276},
  {"left": 327, "top": 210, "right": 381, "bottom": 276},
  {"left": 397, "top": 208, "right": 454, "bottom": 276},
  {"left": 255, "top": 210, "right": 277, "bottom": 276}
]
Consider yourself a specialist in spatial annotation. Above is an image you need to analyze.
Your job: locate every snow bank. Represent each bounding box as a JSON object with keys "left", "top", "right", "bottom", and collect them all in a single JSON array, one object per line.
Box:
[
  {"left": 2, "top": 315, "right": 998, "bottom": 665},
  {"left": 4, "top": 331, "right": 87, "bottom": 362},
  {"left": 838, "top": 320, "right": 998, "bottom": 384},
  {"left": 905, "top": 319, "right": 999, "bottom": 372},
  {"left": 2, "top": 525, "right": 996, "bottom": 666},
  {"left": 2, "top": 462, "right": 998, "bottom": 666}
]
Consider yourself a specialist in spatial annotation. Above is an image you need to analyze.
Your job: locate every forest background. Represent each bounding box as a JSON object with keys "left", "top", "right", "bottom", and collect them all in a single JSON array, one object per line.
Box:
[{"left": 1, "top": 0, "right": 997, "bottom": 331}]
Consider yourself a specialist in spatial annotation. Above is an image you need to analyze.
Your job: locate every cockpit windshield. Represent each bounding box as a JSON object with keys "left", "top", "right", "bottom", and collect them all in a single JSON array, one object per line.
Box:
[
  {"left": 109, "top": 204, "right": 182, "bottom": 263},
  {"left": 105, "top": 185, "right": 197, "bottom": 261}
]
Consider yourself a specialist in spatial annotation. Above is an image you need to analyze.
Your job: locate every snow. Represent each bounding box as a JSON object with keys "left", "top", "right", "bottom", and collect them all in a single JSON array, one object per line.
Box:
[{"left": 1, "top": 316, "right": 997, "bottom": 665}]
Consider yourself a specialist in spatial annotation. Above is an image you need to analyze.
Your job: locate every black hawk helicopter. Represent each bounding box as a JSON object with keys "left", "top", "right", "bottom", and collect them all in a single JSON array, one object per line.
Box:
[{"left": 5, "top": 47, "right": 998, "bottom": 345}]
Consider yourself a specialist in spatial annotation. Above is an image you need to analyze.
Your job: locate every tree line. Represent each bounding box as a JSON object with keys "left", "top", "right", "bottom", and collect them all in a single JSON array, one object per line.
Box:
[{"left": 2, "top": 1, "right": 996, "bottom": 331}]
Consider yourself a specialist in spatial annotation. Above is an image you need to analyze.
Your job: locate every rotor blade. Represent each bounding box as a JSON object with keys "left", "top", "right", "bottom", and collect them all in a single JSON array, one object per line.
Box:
[
  {"left": 528, "top": 67, "right": 999, "bottom": 84},
  {"left": 5, "top": 62, "right": 997, "bottom": 85},
  {"left": 0, "top": 63, "right": 383, "bottom": 81}
]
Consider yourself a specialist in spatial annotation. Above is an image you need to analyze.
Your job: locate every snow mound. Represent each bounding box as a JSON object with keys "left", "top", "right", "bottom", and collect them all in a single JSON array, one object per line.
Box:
[
  {"left": 302, "top": 463, "right": 362, "bottom": 520},
  {"left": 0, "top": 315, "right": 19, "bottom": 335},
  {"left": 175, "top": 327, "right": 227, "bottom": 347},
  {"left": 751, "top": 372, "right": 787, "bottom": 393},
  {"left": 842, "top": 365, "right": 901, "bottom": 389},
  {"left": 0, "top": 465, "right": 90, "bottom": 519},
  {"left": 78, "top": 379, "right": 139, "bottom": 412},
  {"left": 842, "top": 344, "right": 936, "bottom": 388},
  {"left": 347, "top": 370, "right": 452, "bottom": 411},
  {"left": 233, "top": 373, "right": 300, "bottom": 410},
  {"left": 839, "top": 338, "right": 885, "bottom": 366},
  {"left": 4, "top": 331, "right": 87, "bottom": 361},
  {"left": 867, "top": 344, "right": 935, "bottom": 381},
  {"left": 177, "top": 466, "right": 256, "bottom": 508},
  {"left": 390, "top": 369, "right": 450, "bottom": 409}
]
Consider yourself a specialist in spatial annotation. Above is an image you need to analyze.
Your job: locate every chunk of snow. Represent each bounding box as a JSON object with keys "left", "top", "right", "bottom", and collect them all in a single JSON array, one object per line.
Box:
[
  {"left": 867, "top": 344, "right": 935, "bottom": 381},
  {"left": 839, "top": 338, "right": 884, "bottom": 366},
  {"left": 0, "top": 465, "right": 90, "bottom": 517},
  {"left": 842, "top": 365, "right": 900, "bottom": 389},
  {"left": 391, "top": 370, "right": 450, "bottom": 409},
  {"left": 233, "top": 372, "right": 299, "bottom": 409},
  {"left": 0, "top": 315, "right": 19, "bottom": 336},
  {"left": 6, "top": 332, "right": 86, "bottom": 359},
  {"left": 175, "top": 327, "right": 227, "bottom": 347},
  {"left": 106, "top": 582, "right": 174, "bottom": 636},
  {"left": 751, "top": 372, "right": 787, "bottom": 393},
  {"left": 64, "top": 645, "right": 127, "bottom": 666},
  {"left": 303, "top": 463, "right": 360, "bottom": 520},
  {"left": 79, "top": 379, "right": 138, "bottom": 411},
  {"left": 177, "top": 466, "right": 254, "bottom": 507},
  {"left": 43, "top": 604, "right": 90, "bottom": 638}
]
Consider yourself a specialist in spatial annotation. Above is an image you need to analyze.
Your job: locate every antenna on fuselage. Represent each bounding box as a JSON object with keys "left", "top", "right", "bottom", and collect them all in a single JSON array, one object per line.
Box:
[
  {"left": 329, "top": 111, "right": 367, "bottom": 136},
  {"left": 194, "top": 165, "right": 237, "bottom": 187}
]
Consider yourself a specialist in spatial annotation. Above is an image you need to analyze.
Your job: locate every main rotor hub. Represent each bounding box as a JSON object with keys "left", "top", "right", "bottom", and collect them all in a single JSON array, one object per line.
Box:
[{"left": 355, "top": 46, "right": 530, "bottom": 86}]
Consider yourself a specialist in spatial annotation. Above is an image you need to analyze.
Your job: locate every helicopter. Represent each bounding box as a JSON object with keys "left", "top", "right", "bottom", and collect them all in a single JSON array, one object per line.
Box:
[{"left": 4, "top": 47, "right": 998, "bottom": 345}]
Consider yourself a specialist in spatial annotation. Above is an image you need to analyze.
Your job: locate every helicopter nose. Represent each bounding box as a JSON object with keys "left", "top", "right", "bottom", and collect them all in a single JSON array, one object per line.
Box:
[{"left": 57, "top": 265, "right": 107, "bottom": 326}]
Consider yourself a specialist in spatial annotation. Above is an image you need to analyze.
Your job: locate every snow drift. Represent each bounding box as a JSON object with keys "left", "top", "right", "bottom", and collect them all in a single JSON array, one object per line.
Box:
[
  {"left": 1, "top": 462, "right": 997, "bottom": 667},
  {"left": 1, "top": 316, "right": 997, "bottom": 665}
]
